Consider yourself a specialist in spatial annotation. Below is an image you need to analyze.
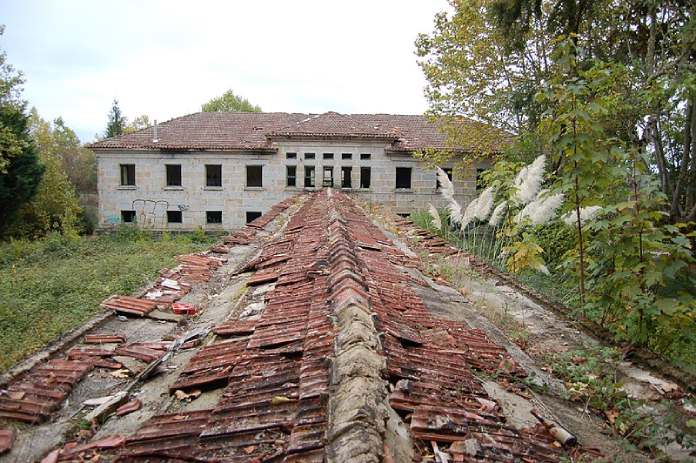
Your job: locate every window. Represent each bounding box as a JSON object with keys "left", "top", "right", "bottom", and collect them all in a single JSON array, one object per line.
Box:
[
  {"left": 341, "top": 166, "right": 352, "bottom": 188},
  {"left": 304, "top": 153, "right": 315, "bottom": 160},
  {"left": 360, "top": 167, "right": 371, "bottom": 189},
  {"left": 121, "top": 210, "right": 136, "bottom": 223},
  {"left": 246, "top": 165, "right": 263, "bottom": 187},
  {"left": 323, "top": 153, "right": 334, "bottom": 160},
  {"left": 167, "top": 210, "right": 182, "bottom": 223},
  {"left": 360, "top": 153, "right": 371, "bottom": 160},
  {"left": 286, "top": 152, "right": 297, "bottom": 159},
  {"left": 205, "top": 164, "right": 222, "bottom": 187},
  {"left": 396, "top": 167, "right": 412, "bottom": 189},
  {"left": 437, "top": 167, "right": 453, "bottom": 189},
  {"left": 304, "top": 166, "right": 315, "bottom": 187},
  {"left": 120, "top": 164, "right": 135, "bottom": 186},
  {"left": 287, "top": 165, "right": 297, "bottom": 187},
  {"left": 476, "top": 168, "right": 488, "bottom": 190},
  {"left": 246, "top": 211, "right": 262, "bottom": 223},
  {"left": 166, "top": 164, "right": 182, "bottom": 187},
  {"left": 206, "top": 211, "right": 222, "bottom": 224},
  {"left": 322, "top": 166, "right": 334, "bottom": 187},
  {"left": 342, "top": 153, "right": 352, "bottom": 160}
]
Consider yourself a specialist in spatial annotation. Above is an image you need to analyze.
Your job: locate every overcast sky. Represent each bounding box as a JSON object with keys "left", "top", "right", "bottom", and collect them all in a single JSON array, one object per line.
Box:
[{"left": 2, "top": 0, "right": 446, "bottom": 142}]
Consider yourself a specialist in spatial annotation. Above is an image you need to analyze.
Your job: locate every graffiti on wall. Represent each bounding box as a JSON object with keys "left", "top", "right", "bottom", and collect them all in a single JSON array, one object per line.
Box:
[{"left": 132, "top": 199, "right": 169, "bottom": 229}]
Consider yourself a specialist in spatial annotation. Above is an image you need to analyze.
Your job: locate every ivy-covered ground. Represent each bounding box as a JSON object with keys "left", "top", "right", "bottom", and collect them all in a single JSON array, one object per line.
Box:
[{"left": 0, "top": 228, "right": 215, "bottom": 372}]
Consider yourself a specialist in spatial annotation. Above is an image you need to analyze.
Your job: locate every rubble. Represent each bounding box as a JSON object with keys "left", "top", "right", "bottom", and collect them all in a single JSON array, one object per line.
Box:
[{"left": 2, "top": 192, "right": 587, "bottom": 462}]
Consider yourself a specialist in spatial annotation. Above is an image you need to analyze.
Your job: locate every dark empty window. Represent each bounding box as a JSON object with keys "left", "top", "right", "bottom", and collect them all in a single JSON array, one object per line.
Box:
[
  {"left": 437, "top": 167, "right": 453, "bottom": 189},
  {"left": 120, "top": 164, "right": 135, "bottom": 186},
  {"left": 396, "top": 167, "right": 412, "bottom": 189},
  {"left": 206, "top": 211, "right": 222, "bottom": 224},
  {"left": 121, "top": 210, "right": 136, "bottom": 223},
  {"left": 287, "top": 165, "right": 297, "bottom": 187},
  {"left": 246, "top": 165, "right": 263, "bottom": 187},
  {"left": 360, "top": 153, "right": 371, "bottom": 160},
  {"left": 341, "top": 166, "right": 352, "bottom": 188},
  {"left": 342, "top": 153, "right": 352, "bottom": 160},
  {"left": 167, "top": 210, "right": 182, "bottom": 223},
  {"left": 360, "top": 167, "right": 371, "bottom": 189},
  {"left": 304, "top": 166, "right": 315, "bottom": 187},
  {"left": 476, "top": 168, "right": 488, "bottom": 190},
  {"left": 246, "top": 211, "right": 262, "bottom": 223},
  {"left": 286, "top": 152, "right": 297, "bottom": 159},
  {"left": 323, "top": 153, "right": 334, "bottom": 160},
  {"left": 322, "top": 166, "right": 334, "bottom": 187},
  {"left": 166, "top": 164, "right": 182, "bottom": 186},
  {"left": 206, "top": 164, "right": 222, "bottom": 187},
  {"left": 304, "top": 153, "right": 315, "bottom": 160}
]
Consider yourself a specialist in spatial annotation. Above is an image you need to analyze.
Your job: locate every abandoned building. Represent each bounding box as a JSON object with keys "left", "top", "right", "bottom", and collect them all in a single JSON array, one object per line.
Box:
[
  {"left": 0, "top": 191, "right": 590, "bottom": 462},
  {"left": 89, "top": 112, "right": 502, "bottom": 230}
]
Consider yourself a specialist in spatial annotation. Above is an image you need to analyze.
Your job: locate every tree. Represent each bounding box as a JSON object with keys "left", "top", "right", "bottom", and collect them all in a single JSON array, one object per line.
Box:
[
  {"left": 0, "top": 26, "right": 44, "bottom": 235},
  {"left": 123, "top": 114, "right": 150, "bottom": 134},
  {"left": 201, "top": 90, "right": 261, "bottom": 112},
  {"left": 29, "top": 109, "right": 96, "bottom": 193},
  {"left": 8, "top": 150, "right": 82, "bottom": 238},
  {"left": 420, "top": 0, "right": 696, "bottom": 222},
  {"left": 105, "top": 99, "right": 126, "bottom": 138}
]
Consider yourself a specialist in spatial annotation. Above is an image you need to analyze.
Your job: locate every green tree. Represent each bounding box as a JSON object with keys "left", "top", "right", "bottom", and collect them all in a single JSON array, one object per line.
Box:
[
  {"left": 29, "top": 109, "right": 96, "bottom": 193},
  {"left": 0, "top": 26, "right": 44, "bottom": 235},
  {"left": 105, "top": 99, "right": 126, "bottom": 138},
  {"left": 6, "top": 111, "right": 83, "bottom": 237},
  {"left": 420, "top": 0, "right": 696, "bottom": 222},
  {"left": 123, "top": 114, "right": 150, "bottom": 134},
  {"left": 201, "top": 89, "right": 261, "bottom": 112}
]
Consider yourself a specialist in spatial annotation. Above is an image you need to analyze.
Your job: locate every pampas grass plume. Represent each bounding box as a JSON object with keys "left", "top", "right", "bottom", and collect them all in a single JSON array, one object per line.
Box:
[
  {"left": 475, "top": 187, "right": 495, "bottom": 221},
  {"left": 428, "top": 203, "right": 442, "bottom": 230},
  {"left": 489, "top": 201, "right": 508, "bottom": 227},
  {"left": 562, "top": 206, "right": 603, "bottom": 226},
  {"left": 436, "top": 167, "right": 454, "bottom": 203}
]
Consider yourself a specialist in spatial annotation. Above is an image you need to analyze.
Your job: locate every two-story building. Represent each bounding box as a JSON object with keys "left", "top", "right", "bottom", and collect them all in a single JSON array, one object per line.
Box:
[{"left": 89, "top": 111, "right": 503, "bottom": 230}]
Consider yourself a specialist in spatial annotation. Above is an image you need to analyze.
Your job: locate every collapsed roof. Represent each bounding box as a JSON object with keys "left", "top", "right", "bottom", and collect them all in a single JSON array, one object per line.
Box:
[{"left": 0, "top": 191, "right": 584, "bottom": 462}]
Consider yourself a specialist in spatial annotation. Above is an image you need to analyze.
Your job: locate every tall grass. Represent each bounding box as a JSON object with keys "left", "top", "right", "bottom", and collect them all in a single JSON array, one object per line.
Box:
[{"left": 0, "top": 229, "right": 215, "bottom": 372}]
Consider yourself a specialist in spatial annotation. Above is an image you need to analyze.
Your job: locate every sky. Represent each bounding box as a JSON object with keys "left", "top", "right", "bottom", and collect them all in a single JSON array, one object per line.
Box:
[{"left": 2, "top": 0, "right": 447, "bottom": 143}]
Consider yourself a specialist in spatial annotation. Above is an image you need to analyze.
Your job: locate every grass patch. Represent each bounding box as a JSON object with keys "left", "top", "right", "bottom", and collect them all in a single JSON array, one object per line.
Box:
[{"left": 0, "top": 228, "right": 215, "bottom": 372}]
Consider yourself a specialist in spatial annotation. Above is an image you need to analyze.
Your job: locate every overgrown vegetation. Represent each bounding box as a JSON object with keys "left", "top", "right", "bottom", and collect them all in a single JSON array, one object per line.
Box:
[
  {"left": 549, "top": 346, "right": 696, "bottom": 457},
  {"left": 0, "top": 228, "right": 215, "bottom": 372},
  {"left": 415, "top": 1, "right": 696, "bottom": 371}
]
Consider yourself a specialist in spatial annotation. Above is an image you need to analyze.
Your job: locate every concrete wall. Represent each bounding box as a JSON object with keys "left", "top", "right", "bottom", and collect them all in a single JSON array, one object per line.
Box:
[{"left": 96, "top": 140, "right": 485, "bottom": 230}]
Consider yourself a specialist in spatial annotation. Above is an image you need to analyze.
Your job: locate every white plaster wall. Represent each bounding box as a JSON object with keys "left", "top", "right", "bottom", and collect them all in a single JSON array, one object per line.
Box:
[{"left": 96, "top": 142, "right": 483, "bottom": 230}]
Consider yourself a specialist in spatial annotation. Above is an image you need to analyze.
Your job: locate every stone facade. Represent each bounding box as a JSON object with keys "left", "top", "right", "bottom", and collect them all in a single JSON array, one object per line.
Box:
[{"left": 96, "top": 139, "right": 487, "bottom": 231}]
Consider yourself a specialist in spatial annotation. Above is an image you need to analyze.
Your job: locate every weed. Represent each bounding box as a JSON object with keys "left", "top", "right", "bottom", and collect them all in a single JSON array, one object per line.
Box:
[
  {"left": 0, "top": 231, "right": 214, "bottom": 372},
  {"left": 547, "top": 347, "right": 695, "bottom": 457}
]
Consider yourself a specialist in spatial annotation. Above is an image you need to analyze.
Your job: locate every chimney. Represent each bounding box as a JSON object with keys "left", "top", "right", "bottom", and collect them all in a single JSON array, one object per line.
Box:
[{"left": 153, "top": 119, "right": 159, "bottom": 143}]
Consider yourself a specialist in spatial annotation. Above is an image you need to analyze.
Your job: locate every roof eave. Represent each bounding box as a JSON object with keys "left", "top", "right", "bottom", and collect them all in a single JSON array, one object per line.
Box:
[{"left": 89, "top": 145, "right": 278, "bottom": 153}]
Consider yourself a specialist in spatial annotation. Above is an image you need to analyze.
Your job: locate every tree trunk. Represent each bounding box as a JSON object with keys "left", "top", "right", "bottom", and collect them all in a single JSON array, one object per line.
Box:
[{"left": 671, "top": 98, "right": 695, "bottom": 220}]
